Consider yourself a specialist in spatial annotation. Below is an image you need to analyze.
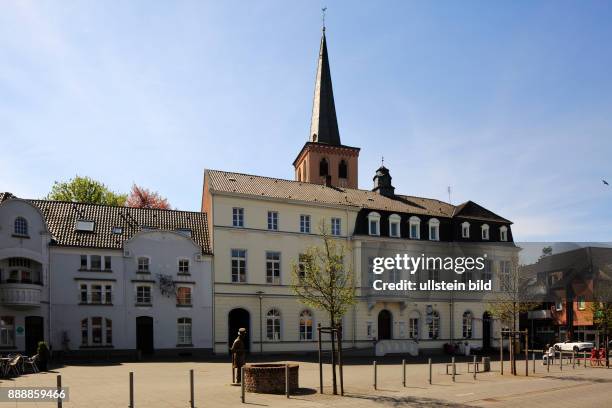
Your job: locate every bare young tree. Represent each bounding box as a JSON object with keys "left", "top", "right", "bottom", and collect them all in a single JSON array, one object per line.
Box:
[{"left": 290, "top": 222, "right": 356, "bottom": 395}]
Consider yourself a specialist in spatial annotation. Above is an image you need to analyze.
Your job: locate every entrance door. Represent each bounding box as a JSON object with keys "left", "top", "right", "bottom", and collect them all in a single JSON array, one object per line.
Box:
[
  {"left": 228, "top": 308, "right": 250, "bottom": 352},
  {"left": 136, "top": 316, "right": 154, "bottom": 355},
  {"left": 482, "top": 312, "right": 491, "bottom": 350},
  {"left": 25, "top": 316, "right": 44, "bottom": 356},
  {"left": 378, "top": 310, "right": 392, "bottom": 340}
]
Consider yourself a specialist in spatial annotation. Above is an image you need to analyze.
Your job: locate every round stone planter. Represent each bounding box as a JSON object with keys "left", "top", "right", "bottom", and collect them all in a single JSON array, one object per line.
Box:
[{"left": 243, "top": 363, "right": 299, "bottom": 394}]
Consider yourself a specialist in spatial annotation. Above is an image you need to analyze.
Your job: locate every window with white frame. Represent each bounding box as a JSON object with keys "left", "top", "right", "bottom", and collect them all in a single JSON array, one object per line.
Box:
[
  {"left": 389, "top": 214, "right": 401, "bottom": 237},
  {"left": 267, "top": 211, "right": 278, "bottom": 231},
  {"left": 298, "top": 253, "right": 311, "bottom": 279},
  {"left": 299, "top": 310, "right": 313, "bottom": 340},
  {"left": 482, "top": 259, "right": 492, "bottom": 282},
  {"left": 232, "top": 207, "right": 244, "bottom": 227},
  {"left": 178, "top": 258, "right": 190, "bottom": 274},
  {"left": 300, "top": 215, "right": 311, "bottom": 233},
  {"left": 462, "top": 311, "right": 473, "bottom": 338},
  {"left": 0, "top": 316, "right": 15, "bottom": 346},
  {"left": 177, "top": 287, "right": 192, "bottom": 306},
  {"left": 368, "top": 212, "right": 380, "bottom": 236},
  {"left": 137, "top": 257, "right": 150, "bottom": 273},
  {"left": 266, "top": 252, "right": 281, "bottom": 284},
  {"left": 177, "top": 317, "right": 192, "bottom": 345},
  {"left": 461, "top": 222, "right": 470, "bottom": 238},
  {"left": 500, "top": 260, "right": 511, "bottom": 290},
  {"left": 81, "top": 317, "right": 112, "bottom": 346},
  {"left": 428, "top": 311, "right": 440, "bottom": 339},
  {"left": 231, "top": 249, "right": 247, "bottom": 283},
  {"left": 428, "top": 218, "right": 440, "bottom": 241},
  {"left": 331, "top": 217, "right": 341, "bottom": 236},
  {"left": 409, "top": 216, "right": 420, "bottom": 239},
  {"left": 481, "top": 224, "right": 490, "bottom": 240},
  {"left": 79, "top": 283, "right": 113, "bottom": 304},
  {"left": 136, "top": 285, "right": 152, "bottom": 304},
  {"left": 266, "top": 309, "right": 281, "bottom": 341},
  {"left": 408, "top": 314, "right": 419, "bottom": 339},
  {"left": 500, "top": 226, "right": 508, "bottom": 242},
  {"left": 90, "top": 255, "right": 102, "bottom": 270},
  {"left": 14, "top": 217, "right": 28, "bottom": 236}
]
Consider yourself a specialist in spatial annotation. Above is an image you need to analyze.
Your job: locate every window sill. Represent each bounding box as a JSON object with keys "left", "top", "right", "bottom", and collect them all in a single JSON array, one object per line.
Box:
[
  {"left": 79, "top": 303, "right": 114, "bottom": 306},
  {"left": 12, "top": 234, "right": 30, "bottom": 239},
  {"left": 79, "top": 269, "right": 113, "bottom": 273},
  {"left": 177, "top": 344, "right": 194, "bottom": 348},
  {"left": 176, "top": 304, "right": 193, "bottom": 308},
  {"left": 135, "top": 303, "right": 152, "bottom": 307},
  {"left": 177, "top": 273, "right": 191, "bottom": 277},
  {"left": 136, "top": 271, "right": 151, "bottom": 275}
]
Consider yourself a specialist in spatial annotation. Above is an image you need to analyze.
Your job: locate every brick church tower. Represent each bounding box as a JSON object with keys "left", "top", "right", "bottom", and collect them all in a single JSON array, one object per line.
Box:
[{"left": 293, "top": 28, "right": 360, "bottom": 189}]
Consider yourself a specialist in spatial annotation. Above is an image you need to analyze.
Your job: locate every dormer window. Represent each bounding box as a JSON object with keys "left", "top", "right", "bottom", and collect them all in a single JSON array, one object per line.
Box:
[
  {"left": 389, "top": 214, "right": 401, "bottom": 237},
  {"left": 176, "top": 228, "right": 192, "bottom": 238},
  {"left": 112, "top": 226, "right": 123, "bottom": 234},
  {"left": 428, "top": 218, "right": 440, "bottom": 241},
  {"left": 14, "top": 217, "right": 28, "bottom": 236},
  {"left": 409, "top": 216, "right": 420, "bottom": 239},
  {"left": 461, "top": 222, "right": 470, "bottom": 239},
  {"left": 75, "top": 220, "right": 95, "bottom": 232},
  {"left": 481, "top": 224, "right": 490, "bottom": 240},
  {"left": 500, "top": 226, "right": 508, "bottom": 242},
  {"left": 368, "top": 212, "right": 380, "bottom": 236}
]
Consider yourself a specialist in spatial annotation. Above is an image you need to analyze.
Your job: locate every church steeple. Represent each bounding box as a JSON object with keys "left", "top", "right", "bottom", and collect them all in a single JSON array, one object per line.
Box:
[{"left": 309, "top": 28, "right": 341, "bottom": 145}]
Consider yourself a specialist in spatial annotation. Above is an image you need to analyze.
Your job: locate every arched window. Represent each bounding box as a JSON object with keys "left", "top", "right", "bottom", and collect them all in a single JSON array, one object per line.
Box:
[
  {"left": 266, "top": 309, "right": 281, "bottom": 341},
  {"left": 481, "top": 224, "right": 490, "bottom": 240},
  {"left": 409, "top": 216, "right": 421, "bottom": 239},
  {"left": 14, "top": 217, "right": 28, "bottom": 236},
  {"left": 500, "top": 226, "right": 508, "bottom": 242},
  {"left": 368, "top": 212, "right": 381, "bottom": 236},
  {"left": 389, "top": 214, "right": 401, "bottom": 237},
  {"left": 461, "top": 222, "right": 470, "bottom": 238},
  {"left": 319, "top": 158, "right": 329, "bottom": 177},
  {"left": 462, "top": 311, "right": 473, "bottom": 339},
  {"left": 428, "top": 218, "right": 440, "bottom": 241},
  {"left": 339, "top": 160, "right": 348, "bottom": 179},
  {"left": 299, "top": 310, "right": 313, "bottom": 341},
  {"left": 428, "top": 310, "right": 440, "bottom": 339}
]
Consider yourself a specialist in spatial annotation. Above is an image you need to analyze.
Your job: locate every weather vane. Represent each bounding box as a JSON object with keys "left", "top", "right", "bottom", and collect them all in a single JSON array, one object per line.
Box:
[
  {"left": 381, "top": 156, "right": 384, "bottom": 166},
  {"left": 322, "top": 7, "right": 327, "bottom": 31}
]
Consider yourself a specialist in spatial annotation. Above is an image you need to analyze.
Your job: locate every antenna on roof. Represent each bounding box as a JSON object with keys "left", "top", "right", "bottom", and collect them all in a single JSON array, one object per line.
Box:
[{"left": 447, "top": 186, "right": 452, "bottom": 204}]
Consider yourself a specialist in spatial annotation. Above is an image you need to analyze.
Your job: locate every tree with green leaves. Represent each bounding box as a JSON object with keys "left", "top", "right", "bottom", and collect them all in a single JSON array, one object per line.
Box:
[
  {"left": 291, "top": 222, "right": 355, "bottom": 395},
  {"left": 47, "top": 176, "right": 127, "bottom": 206}
]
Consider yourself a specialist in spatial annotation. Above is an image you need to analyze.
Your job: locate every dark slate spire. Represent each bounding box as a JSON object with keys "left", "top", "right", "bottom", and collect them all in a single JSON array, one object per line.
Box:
[{"left": 309, "top": 28, "right": 341, "bottom": 146}]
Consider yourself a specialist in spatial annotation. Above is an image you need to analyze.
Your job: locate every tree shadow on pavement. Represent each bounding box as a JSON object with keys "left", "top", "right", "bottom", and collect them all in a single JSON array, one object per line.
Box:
[
  {"left": 542, "top": 375, "right": 612, "bottom": 384},
  {"left": 345, "top": 393, "right": 475, "bottom": 407}
]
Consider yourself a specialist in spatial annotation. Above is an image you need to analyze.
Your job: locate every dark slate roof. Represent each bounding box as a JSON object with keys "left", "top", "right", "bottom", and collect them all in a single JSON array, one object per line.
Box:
[
  {"left": 27, "top": 199, "right": 211, "bottom": 254},
  {"left": 309, "top": 29, "right": 341, "bottom": 146},
  {"left": 452, "top": 200, "right": 511, "bottom": 223},
  {"left": 207, "top": 170, "right": 512, "bottom": 222}
]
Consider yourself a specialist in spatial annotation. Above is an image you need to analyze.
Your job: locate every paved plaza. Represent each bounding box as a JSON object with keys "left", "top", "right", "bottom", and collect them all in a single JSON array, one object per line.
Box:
[{"left": 2, "top": 355, "right": 611, "bottom": 407}]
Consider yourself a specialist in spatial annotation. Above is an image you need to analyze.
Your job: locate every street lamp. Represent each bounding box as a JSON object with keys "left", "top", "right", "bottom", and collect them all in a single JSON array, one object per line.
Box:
[{"left": 256, "top": 291, "right": 265, "bottom": 354}]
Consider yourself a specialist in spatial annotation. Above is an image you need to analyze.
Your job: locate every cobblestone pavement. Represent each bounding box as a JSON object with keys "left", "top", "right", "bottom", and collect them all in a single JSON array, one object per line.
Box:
[{"left": 2, "top": 357, "right": 611, "bottom": 407}]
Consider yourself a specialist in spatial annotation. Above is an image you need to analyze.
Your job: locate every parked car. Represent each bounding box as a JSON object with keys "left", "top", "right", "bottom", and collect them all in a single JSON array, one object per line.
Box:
[{"left": 553, "top": 340, "right": 594, "bottom": 352}]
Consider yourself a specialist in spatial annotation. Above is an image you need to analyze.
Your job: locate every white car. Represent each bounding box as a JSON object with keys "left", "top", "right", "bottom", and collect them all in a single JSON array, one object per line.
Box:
[{"left": 553, "top": 340, "right": 594, "bottom": 352}]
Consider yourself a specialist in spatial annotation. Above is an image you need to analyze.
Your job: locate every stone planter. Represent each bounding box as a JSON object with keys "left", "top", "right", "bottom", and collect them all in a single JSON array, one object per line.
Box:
[{"left": 243, "top": 363, "right": 299, "bottom": 394}]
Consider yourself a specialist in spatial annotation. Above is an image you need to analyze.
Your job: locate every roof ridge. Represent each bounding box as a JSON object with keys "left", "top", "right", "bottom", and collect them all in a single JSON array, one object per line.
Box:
[{"left": 28, "top": 198, "right": 205, "bottom": 215}]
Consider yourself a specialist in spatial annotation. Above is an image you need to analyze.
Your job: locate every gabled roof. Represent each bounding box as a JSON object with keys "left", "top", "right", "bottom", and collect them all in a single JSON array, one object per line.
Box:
[
  {"left": 452, "top": 200, "right": 511, "bottom": 223},
  {"left": 207, "top": 170, "right": 457, "bottom": 218},
  {"left": 309, "top": 29, "right": 341, "bottom": 146},
  {"left": 27, "top": 199, "right": 212, "bottom": 254}
]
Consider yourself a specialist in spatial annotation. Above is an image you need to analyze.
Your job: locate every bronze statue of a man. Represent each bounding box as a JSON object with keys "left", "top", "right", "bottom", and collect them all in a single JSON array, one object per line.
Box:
[{"left": 231, "top": 328, "right": 247, "bottom": 383}]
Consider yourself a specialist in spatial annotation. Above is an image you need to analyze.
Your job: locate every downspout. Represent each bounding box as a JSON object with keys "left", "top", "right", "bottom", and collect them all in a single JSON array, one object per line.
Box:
[{"left": 346, "top": 207, "right": 356, "bottom": 349}]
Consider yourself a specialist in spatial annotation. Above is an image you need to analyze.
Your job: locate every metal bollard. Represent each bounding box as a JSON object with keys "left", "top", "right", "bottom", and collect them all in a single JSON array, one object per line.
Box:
[
  {"left": 129, "top": 372, "right": 134, "bottom": 408},
  {"left": 428, "top": 358, "right": 432, "bottom": 385},
  {"left": 241, "top": 367, "right": 245, "bottom": 403},
  {"left": 190, "top": 369, "right": 195, "bottom": 408},
  {"left": 285, "top": 364, "right": 289, "bottom": 398},
  {"left": 402, "top": 359, "right": 406, "bottom": 387},
  {"left": 452, "top": 357, "right": 456, "bottom": 382},
  {"left": 373, "top": 361, "right": 377, "bottom": 390},
  {"left": 533, "top": 352, "right": 536, "bottom": 374},
  {"left": 57, "top": 375, "right": 62, "bottom": 408},
  {"left": 473, "top": 355, "right": 477, "bottom": 380},
  {"left": 547, "top": 353, "right": 550, "bottom": 372},
  {"left": 560, "top": 352, "right": 563, "bottom": 371},
  {"left": 585, "top": 351, "right": 587, "bottom": 368},
  {"left": 572, "top": 352, "right": 575, "bottom": 369}
]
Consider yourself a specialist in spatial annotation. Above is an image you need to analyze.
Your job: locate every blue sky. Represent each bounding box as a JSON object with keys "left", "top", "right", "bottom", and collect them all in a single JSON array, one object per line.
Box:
[{"left": 1, "top": 1, "right": 611, "bottom": 241}]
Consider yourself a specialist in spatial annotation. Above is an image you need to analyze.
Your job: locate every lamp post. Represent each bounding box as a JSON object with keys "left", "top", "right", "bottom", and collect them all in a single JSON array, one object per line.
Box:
[{"left": 256, "top": 291, "right": 265, "bottom": 354}]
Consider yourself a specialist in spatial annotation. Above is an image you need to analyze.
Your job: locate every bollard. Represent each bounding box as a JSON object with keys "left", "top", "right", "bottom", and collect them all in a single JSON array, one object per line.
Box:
[
  {"left": 572, "top": 352, "right": 575, "bottom": 369},
  {"left": 373, "top": 361, "right": 377, "bottom": 390},
  {"left": 533, "top": 352, "right": 536, "bottom": 374},
  {"left": 402, "top": 359, "right": 406, "bottom": 387},
  {"left": 285, "top": 364, "right": 289, "bottom": 398},
  {"left": 241, "top": 367, "right": 245, "bottom": 403},
  {"left": 428, "top": 358, "right": 432, "bottom": 385},
  {"left": 129, "top": 372, "right": 134, "bottom": 408},
  {"left": 584, "top": 351, "right": 587, "bottom": 368},
  {"left": 560, "top": 352, "right": 563, "bottom": 371},
  {"left": 547, "top": 353, "right": 550, "bottom": 372},
  {"left": 57, "top": 375, "right": 62, "bottom": 408},
  {"left": 473, "top": 355, "right": 477, "bottom": 380},
  {"left": 452, "top": 357, "right": 456, "bottom": 382},
  {"left": 190, "top": 369, "right": 195, "bottom": 408}
]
